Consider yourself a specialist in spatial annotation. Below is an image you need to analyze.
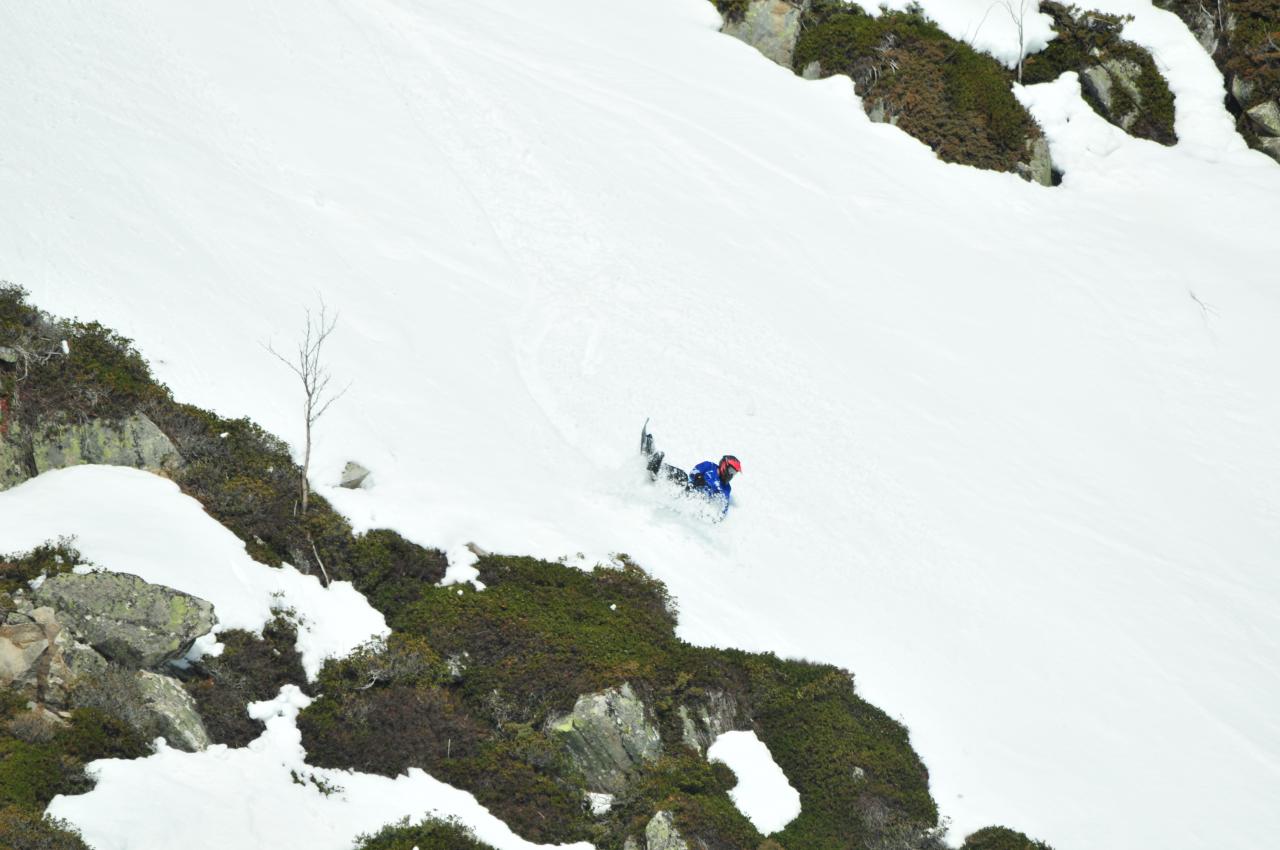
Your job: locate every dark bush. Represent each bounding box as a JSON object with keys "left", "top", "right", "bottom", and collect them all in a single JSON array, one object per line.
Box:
[
  {"left": 353, "top": 815, "right": 496, "bottom": 850},
  {"left": 962, "top": 825, "right": 1054, "bottom": 850},
  {"left": 0, "top": 806, "right": 91, "bottom": 850},
  {"left": 0, "top": 538, "right": 81, "bottom": 596},
  {"left": 184, "top": 616, "right": 308, "bottom": 746},
  {"left": 347, "top": 529, "right": 448, "bottom": 615},
  {"left": 793, "top": 5, "right": 1043, "bottom": 174}
]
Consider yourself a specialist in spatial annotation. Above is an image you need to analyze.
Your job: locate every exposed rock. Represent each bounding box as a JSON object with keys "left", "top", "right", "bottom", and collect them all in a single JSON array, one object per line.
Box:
[
  {"left": 31, "top": 413, "right": 182, "bottom": 478},
  {"left": 1247, "top": 100, "right": 1280, "bottom": 137},
  {"left": 136, "top": 669, "right": 210, "bottom": 751},
  {"left": 0, "top": 345, "right": 18, "bottom": 364},
  {"left": 678, "top": 690, "right": 740, "bottom": 754},
  {"left": 33, "top": 571, "right": 216, "bottom": 669},
  {"left": 0, "top": 621, "right": 49, "bottom": 686},
  {"left": 1231, "top": 74, "right": 1256, "bottom": 107},
  {"left": 1080, "top": 57, "right": 1145, "bottom": 130},
  {"left": 43, "top": 624, "right": 109, "bottom": 707},
  {"left": 1015, "top": 138, "right": 1054, "bottom": 187},
  {"left": 0, "top": 601, "right": 108, "bottom": 706},
  {"left": 800, "top": 60, "right": 822, "bottom": 80},
  {"left": 1259, "top": 136, "right": 1280, "bottom": 163},
  {"left": 544, "top": 682, "right": 662, "bottom": 794},
  {"left": 722, "top": 0, "right": 809, "bottom": 68},
  {"left": 0, "top": 422, "right": 33, "bottom": 490},
  {"left": 339, "top": 460, "right": 371, "bottom": 489},
  {"left": 645, "top": 811, "right": 690, "bottom": 850},
  {"left": 866, "top": 98, "right": 900, "bottom": 127},
  {"left": 623, "top": 837, "right": 642, "bottom": 850}
]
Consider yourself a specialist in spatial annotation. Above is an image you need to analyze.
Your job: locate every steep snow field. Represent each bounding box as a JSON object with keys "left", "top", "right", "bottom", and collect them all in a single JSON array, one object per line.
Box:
[{"left": 2, "top": 1, "right": 1278, "bottom": 849}]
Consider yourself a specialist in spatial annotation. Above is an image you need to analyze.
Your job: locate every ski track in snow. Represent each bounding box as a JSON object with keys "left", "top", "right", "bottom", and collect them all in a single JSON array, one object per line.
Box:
[{"left": 1, "top": 1, "right": 1279, "bottom": 849}]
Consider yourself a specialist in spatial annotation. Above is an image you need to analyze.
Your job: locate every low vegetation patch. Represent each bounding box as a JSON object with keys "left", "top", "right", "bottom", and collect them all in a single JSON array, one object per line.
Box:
[
  {"left": 0, "top": 538, "right": 81, "bottom": 597},
  {"left": 962, "top": 825, "right": 1054, "bottom": 850},
  {"left": 0, "top": 805, "right": 91, "bottom": 850},
  {"left": 792, "top": 2, "right": 1045, "bottom": 176},
  {"left": 353, "top": 815, "right": 497, "bottom": 850},
  {"left": 183, "top": 615, "right": 308, "bottom": 747}
]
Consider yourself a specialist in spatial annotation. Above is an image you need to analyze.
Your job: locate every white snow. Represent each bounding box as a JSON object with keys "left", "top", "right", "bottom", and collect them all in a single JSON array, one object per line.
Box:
[
  {"left": 706, "top": 731, "right": 800, "bottom": 835},
  {"left": 47, "top": 686, "right": 593, "bottom": 850},
  {"left": 0, "top": 466, "right": 387, "bottom": 678},
  {"left": 1, "top": 1, "right": 1278, "bottom": 849}
]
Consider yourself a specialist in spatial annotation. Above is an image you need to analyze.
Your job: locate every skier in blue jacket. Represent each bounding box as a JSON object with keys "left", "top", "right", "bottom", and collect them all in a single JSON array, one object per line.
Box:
[{"left": 642, "top": 424, "right": 741, "bottom": 516}]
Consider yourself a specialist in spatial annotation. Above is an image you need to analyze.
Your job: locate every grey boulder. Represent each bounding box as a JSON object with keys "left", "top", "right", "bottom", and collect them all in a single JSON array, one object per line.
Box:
[
  {"left": 34, "top": 571, "right": 216, "bottom": 669},
  {"left": 545, "top": 682, "right": 662, "bottom": 795}
]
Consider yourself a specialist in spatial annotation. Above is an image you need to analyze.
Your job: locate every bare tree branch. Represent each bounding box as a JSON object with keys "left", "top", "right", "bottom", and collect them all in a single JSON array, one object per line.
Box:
[{"left": 263, "top": 300, "right": 347, "bottom": 516}]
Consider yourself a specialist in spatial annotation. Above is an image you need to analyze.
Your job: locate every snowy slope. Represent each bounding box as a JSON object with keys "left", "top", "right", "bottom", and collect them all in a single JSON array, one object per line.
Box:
[{"left": 2, "top": 1, "right": 1279, "bottom": 849}]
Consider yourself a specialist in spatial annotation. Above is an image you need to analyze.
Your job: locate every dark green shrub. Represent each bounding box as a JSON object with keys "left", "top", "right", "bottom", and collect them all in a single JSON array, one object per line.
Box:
[
  {"left": 0, "top": 806, "right": 91, "bottom": 850},
  {"left": 712, "top": 0, "right": 750, "bottom": 24},
  {"left": 793, "top": 6, "right": 1042, "bottom": 174},
  {"left": 736, "top": 653, "right": 936, "bottom": 850},
  {"left": 353, "top": 816, "right": 496, "bottom": 850},
  {"left": 347, "top": 529, "right": 448, "bottom": 615},
  {"left": 184, "top": 616, "right": 308, "bottom": 746},
  {"left": 962, "top": 825, "right": 1054, "bottom": 850},
  {"left": 0, "top": 538, "right": 81, "bottom": 595},
  {"left": 610, "top": 751, "right": 761, "bottom": 850}
]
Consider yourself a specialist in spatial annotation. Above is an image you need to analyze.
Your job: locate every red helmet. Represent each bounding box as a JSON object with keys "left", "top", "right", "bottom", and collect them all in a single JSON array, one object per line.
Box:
[{"left": 718, "top": 455, "right": 741, "bottom": 482}]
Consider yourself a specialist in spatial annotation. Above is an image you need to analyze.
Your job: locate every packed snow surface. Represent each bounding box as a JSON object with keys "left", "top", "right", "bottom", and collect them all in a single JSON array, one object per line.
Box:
[
  {"left": 47, "top": 686, "right": 593, "bottom": 850},
  {"left": 0, "top": 466, "right": 387, "bottom": 678},
  {"left": 2, "top": 1, "right": 1279, "bottom": 849},
  {"left": 706, "top": 731, "right": 800, "bottom": 835}
]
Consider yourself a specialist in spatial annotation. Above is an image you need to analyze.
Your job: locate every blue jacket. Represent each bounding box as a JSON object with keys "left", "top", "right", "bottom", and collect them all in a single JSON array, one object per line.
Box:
[{"left": 690, "top": 461, "right": 731, "bottom": 515}]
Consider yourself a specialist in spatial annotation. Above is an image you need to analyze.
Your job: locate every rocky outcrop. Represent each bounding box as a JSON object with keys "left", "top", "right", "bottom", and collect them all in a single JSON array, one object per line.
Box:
[
  {"left": 0, "top": 412, "right": 183, "bottom": 492},
  {"left": 544, "top": 682, "right": 662, "bottom": 794},
  {"left": 33, "top": 572, "right": 216, "bottom": 669},
  {"left": 1081, "top": 57, "right": 1146, "bottom": 131},
  {"left": 136, "top": 669, "right": 210, "bottom": 751},
  {"left": 721, "top": 0, "right": 809, "bottom": 68},
  {"left": 1154, "top": 0, "right": 1280, "bottom": 163},
  {"left": 678, "top": 690, "right": 740, "bottom": 754},
  {"left": 1024, "top": 4, "right": 1177, "bottom": 146}
]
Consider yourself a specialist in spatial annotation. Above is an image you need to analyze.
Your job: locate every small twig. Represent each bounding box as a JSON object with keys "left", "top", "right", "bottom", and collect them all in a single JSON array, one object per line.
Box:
[
  {"left": 1189, "top": 290, "right": 1219, "bottom": 319},
  {"left": 308, "top": 535, "right": 331, "bottom": 588}
]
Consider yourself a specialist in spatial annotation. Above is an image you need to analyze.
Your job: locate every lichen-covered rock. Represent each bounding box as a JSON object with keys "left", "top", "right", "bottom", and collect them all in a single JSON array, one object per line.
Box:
[
  {"left": 544, "top": 682, "right": 662, "bottom": 794},
  {"left": 0, "top": 413, "right": 183, "bottom": 493},
  {"left": 1018, "top": 138, "right": 1054, "bottom": 187},
  {"left": 644, "top": 811, "right": 690, "bottom": 850},
  {"left": 136, "top": 669, "right": 210, "bottom": 751},
  {"left": 33, "top": 572, "right": 216, "bottom": 669},
  {"left": 31, "top": 413, "right": 182, "bottom": 477},
  {"left": 0, "top": 422, "right": 33, "bottom": 490},
  {"left": 43, "top": 623, "right": 109, "bottom": 706},
  {"left": 722, "top": 0, "right": 809, "bottom": 68},
  {"left": 678, "top": 690, "right": 740, "bottom": 754},
  {"left": 1247, "top": 100, "right": 1280, "bottom": 137}
]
